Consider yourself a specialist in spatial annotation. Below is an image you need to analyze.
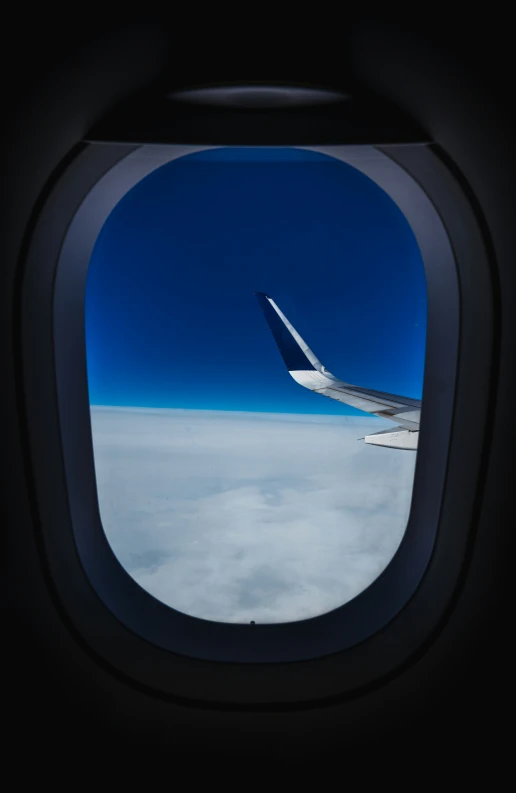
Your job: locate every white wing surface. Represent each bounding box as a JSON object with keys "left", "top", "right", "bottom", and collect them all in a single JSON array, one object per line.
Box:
[{"left": 254, "top": 292, "right": 420, "bottom": 450}]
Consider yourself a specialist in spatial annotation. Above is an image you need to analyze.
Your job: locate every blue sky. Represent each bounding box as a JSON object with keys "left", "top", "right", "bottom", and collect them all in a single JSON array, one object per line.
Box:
[{"left": 85, "top": 147, "right": 427, "bottom": 415}]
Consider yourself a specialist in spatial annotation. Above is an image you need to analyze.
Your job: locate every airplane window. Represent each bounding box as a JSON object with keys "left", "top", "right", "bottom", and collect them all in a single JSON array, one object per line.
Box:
[{"left": 85, "top": 147, "right": 426, "bottom": 625}]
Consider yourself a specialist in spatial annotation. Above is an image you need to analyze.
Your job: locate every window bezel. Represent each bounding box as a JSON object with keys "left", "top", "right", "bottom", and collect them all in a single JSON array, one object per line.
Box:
[{"left": 20, "top": 140, "right": 493, "bottom": 704}]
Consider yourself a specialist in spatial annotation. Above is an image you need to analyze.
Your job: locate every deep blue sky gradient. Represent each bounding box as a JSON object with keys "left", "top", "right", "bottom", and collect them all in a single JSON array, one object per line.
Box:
[{"left": 85, "top": 148, "right": 427, "bottom": 415}]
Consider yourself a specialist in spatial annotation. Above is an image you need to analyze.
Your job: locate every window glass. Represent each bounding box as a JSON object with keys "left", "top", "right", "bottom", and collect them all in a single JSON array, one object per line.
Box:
[{"left": 85, "top": 147, "right": 426, "bottom": 624}]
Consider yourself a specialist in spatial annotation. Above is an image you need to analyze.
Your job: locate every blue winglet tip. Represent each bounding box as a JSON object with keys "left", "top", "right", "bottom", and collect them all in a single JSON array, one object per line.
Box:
[
  {"left": 254, "top": 291, "right": 271, "bottom": 310},
  {"left": 253, "top": 291, "right": 316, "bottom": 371}
]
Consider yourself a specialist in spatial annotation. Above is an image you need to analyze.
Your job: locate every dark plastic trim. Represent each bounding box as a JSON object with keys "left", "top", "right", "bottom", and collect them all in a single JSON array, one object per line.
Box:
[{"left": 20, "top": 140, "right": 493, "bottom": 705}]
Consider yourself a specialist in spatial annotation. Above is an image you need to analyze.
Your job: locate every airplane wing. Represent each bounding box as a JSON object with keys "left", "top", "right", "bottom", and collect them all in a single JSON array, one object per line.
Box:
[{"left": 254, "top": 292, "right": 421, "bottom": 450}]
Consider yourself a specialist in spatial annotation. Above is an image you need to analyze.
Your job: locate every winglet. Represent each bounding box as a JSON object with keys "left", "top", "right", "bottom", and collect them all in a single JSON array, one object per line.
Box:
[{"left": 254, "top": 292, "right": 323, "bottom": 372}]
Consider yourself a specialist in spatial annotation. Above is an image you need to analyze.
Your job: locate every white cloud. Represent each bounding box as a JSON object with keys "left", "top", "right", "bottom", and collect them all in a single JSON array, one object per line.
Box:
[{"left": 90, "top": 407, "right": 416, "bottom": 623}]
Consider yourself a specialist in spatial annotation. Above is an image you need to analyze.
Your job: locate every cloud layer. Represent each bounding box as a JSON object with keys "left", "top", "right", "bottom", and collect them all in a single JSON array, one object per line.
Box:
[{"left": 91, "top": 407, "right": 417, "bottom": 623}]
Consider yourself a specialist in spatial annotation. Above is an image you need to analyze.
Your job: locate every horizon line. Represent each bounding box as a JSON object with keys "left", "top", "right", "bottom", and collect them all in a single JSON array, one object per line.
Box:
[{"left": 89, "top": 404, "right": 387, "bottom": 420}]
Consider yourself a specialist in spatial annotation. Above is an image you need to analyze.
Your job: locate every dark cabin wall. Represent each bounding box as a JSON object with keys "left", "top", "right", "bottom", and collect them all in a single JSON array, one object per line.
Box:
[{"left": 2, "top": 16, "right": 513, "bottom": 765}]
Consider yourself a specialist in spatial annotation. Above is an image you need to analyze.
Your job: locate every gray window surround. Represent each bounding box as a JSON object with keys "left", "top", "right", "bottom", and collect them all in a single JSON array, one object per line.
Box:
[{"left": 20, "top": 141, "right": 493, "bottom": 705}]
